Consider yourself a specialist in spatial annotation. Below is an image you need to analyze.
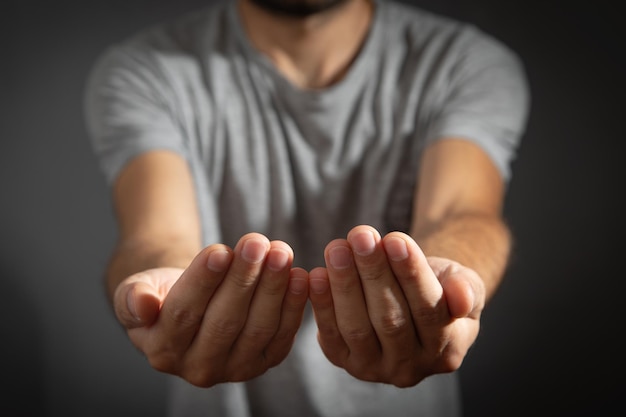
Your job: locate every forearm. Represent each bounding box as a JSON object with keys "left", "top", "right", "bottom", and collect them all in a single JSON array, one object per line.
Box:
[
  {"left": 104, "top": 237, "right": 201, "bottom": 305},
  {"left": 412, "top": 212, "right": 512, "bottom": 301}
]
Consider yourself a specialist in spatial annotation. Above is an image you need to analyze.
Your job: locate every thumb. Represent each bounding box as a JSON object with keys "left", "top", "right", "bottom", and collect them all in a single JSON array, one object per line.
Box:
[
  {"left": 440, "top": 266, "right": 484, "bottom": 319},
  {"left": 113, "top": 279, "right": 162, "bottom": 329},
  {"left": 442, "top": 274, "right": 475, "bottom": 318}
]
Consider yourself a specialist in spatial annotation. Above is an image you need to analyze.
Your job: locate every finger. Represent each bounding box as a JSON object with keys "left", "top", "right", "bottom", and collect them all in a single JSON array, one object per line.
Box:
[
  {"left": 435, "top": 261, "right": 483, "bottom": 319},
  {"left": 324, "top": 239, "right": 380, "bottom": 365},
  {"left": 382, "top": 232, "right": 450, "bottom": 353},
  {"left": 426, "top": 258, "right": 484, "bottom": 374},
  {"left": 227, "top": 240, "right": 294, "bottom": 376},
  {"left": 347, "top": 226, "right": 417, "bottom": 362},
  {"left": 114, "top": 276, "right": 163, "bottom": 329},
  {"left": 308, "top": 266, "right": 348, "bottom": 367},
  {"left": 264, "top": 266, "right": 309, "bottom": 367},
  {"left": 151, "top": 246, "right": 233, "bottom": 354},
  {"left": 121, "top": 282, "right": 163, "bottom": 329},
  {"left": 189, "top": 234, "right": 270, "bottom": 364}
]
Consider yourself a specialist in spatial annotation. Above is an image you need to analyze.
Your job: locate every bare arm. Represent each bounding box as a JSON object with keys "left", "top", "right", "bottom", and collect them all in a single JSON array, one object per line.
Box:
[
  {"left": 411, "top": 137, "right": 512, "bottom": 300},
  {"left": 104, "top": 150, "right": 202, "bottom": 304}
]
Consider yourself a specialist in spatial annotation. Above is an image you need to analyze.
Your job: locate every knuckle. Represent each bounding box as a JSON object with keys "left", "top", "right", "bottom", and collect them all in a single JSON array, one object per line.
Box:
[
  {"left": 411, "top": 306, "right": 444, "bottom": 327},
  {"left": 377, "top": 311, "right": 410, "bottom": 337},
  {"left": 165, "top": 306, "right": 203, "bottom": 329},
  {"left": 229, "top": 272, "right": 259, "bottom": 291},
  {"left": 342, "top": 326, "right": 373, "bottom": 344},
  {"left": 242, "top": 323, "right": 278, "bottom": 343},
  {"left": 331, "top": 281, "right": 355, "bottom": 296},
  {"left": 205, "top": 316, "right": 243, "bottom": 338},
  {"left": 358, "top": 267, "right": 386, "bottom": 282}
]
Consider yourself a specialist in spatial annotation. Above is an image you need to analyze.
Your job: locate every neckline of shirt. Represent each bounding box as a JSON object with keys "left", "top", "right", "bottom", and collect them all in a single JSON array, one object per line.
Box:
[{"left": 226, "top": 0, "right": 385, "bottom": 105}]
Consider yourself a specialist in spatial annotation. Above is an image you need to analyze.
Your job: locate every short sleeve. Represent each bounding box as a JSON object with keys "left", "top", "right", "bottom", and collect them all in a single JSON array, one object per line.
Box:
[
  {"left": 425, "top": 27, "right": 531, "bottom": 183},
  {"left": 83, "top": 43, "right": 188, "bottom": 186}
]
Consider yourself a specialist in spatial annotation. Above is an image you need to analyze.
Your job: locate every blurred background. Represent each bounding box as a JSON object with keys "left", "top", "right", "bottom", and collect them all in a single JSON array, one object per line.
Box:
[{"left": 1, "top": 0, "right": 623, "bottom": 416}]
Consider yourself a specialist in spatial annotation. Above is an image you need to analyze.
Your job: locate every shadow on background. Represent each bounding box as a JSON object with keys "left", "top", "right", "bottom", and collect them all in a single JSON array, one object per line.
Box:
[
  {"left": 1, "top": 0, "right": 623, "bottom": 416},
  {"left": 1, "top": 261, "right": 44, "bottom": 417}
]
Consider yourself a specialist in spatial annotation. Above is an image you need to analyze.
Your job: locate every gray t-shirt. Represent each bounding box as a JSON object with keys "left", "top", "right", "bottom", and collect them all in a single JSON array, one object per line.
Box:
[{"left": 84, "top": 0, "right": 530, "bottom": 416}]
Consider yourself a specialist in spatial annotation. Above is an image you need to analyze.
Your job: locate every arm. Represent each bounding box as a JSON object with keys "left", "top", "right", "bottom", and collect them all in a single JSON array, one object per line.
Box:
[
  {"left": 106, "top": 150, "right": 309, "bottom": 387},
  {"left": 410, "top": 137, "right": 512, "bottom": 300},
  {"left": 105, "top": 150, "right": 202, "bottom": 307}
]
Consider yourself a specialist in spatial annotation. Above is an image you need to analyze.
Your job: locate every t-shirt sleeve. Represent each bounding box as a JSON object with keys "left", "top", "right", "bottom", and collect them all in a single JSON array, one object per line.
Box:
[
  {"left": 83, "top": 43, "right": 188, "bottom": 186},
  {"left": 425, "top": 27, "right": 531, "bottom": 183}
]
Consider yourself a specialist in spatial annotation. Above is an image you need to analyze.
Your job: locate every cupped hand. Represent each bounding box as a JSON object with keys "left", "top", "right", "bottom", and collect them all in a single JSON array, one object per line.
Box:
[
  {"left": 112, "top": 233, "right": 309, "bottom": 387},
  {"left": 308, "top": 225, "right": 485, "bottom": 387}
]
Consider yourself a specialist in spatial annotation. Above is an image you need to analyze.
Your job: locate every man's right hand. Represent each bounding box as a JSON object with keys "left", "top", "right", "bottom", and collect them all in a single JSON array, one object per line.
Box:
[{"left": 112, "top": 233, "right": 309, "bottom": 387}]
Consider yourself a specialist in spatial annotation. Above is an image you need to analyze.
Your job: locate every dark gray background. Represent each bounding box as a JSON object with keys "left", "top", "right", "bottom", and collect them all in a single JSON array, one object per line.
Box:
[{"left": 1, "top": 0, "right": 623, "bottom": 416}]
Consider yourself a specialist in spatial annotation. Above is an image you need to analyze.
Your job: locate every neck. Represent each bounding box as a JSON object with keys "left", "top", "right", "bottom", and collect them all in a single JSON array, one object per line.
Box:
[{"left": 238, "top": 0, "right": 374, "bottom": 90}]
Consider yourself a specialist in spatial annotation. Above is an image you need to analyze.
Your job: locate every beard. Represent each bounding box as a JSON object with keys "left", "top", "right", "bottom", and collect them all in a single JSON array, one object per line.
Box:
[{"left": 246, "top": 0, "right": 351, "bottom": 17}]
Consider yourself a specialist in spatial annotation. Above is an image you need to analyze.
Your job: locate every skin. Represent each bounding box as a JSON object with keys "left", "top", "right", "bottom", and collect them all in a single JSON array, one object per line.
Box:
[
  {"left": 105, "top": 0, "right": 512, "bottom": 388},
  {"left": 237, "top": 0, "right": 374, "bottom": 89},
  {"left": 107, "top": 151, "right": 312, "bottom": 386},
  {"left": 308, "top": 140, "right": 509, "bottom": 387}
]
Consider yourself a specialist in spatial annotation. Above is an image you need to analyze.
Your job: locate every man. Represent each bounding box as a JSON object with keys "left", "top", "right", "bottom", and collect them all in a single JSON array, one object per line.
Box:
[{"left": 84, "top": 0, "right": 530, "bottom": 415}]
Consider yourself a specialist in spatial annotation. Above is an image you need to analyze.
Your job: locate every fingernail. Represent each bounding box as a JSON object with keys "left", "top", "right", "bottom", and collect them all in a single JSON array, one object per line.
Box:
[
  {"left": 207, "top": 250, "right": 231, "bottom": 272},
  {"left": 266, "top": 248, "right": 290, "bottom": 272},
  {"left": 351, "top": 230, "right": 376, "bottom": 256},
  {"left": 385, "top": 236, "right": 409, "bottom": 261},
  {"left": 241, "top": 239, "right": 267, "bottom": 264},
  {"left": 328, "top": 246, "right": 352, "bottom": 269},
  {"left": 126, "top": 289, "right": 141, "bottom": 322}
]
